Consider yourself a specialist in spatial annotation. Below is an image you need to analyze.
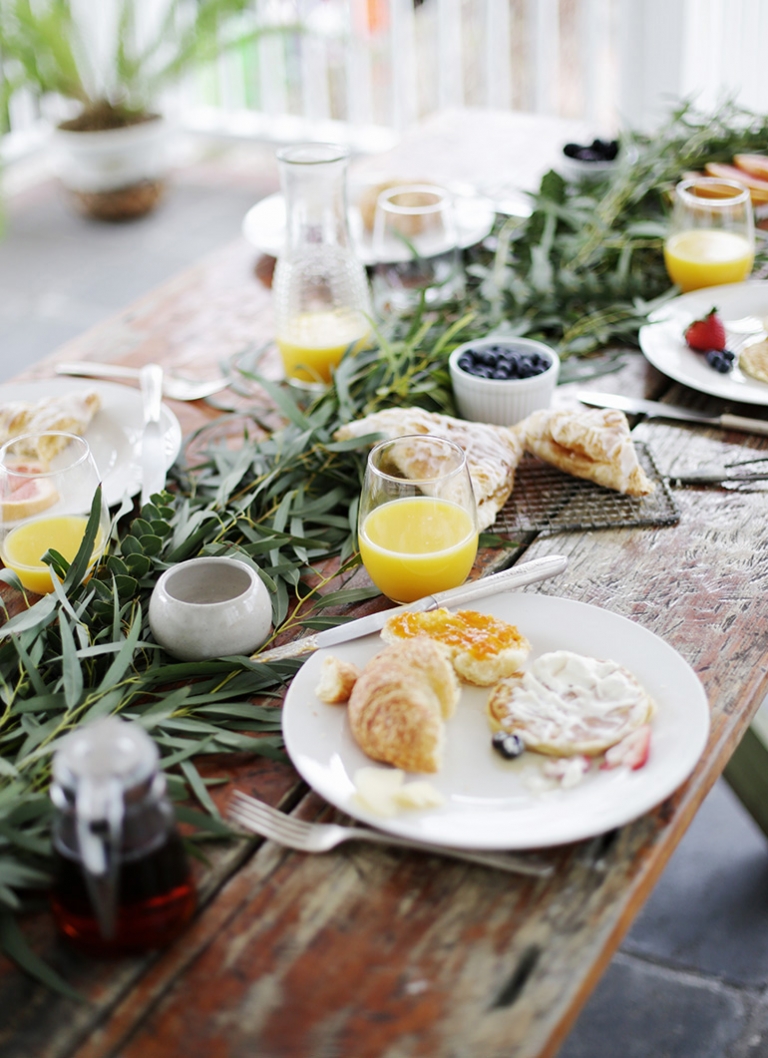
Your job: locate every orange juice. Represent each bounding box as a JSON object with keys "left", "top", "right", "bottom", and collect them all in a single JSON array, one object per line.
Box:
[
  {"left": 3, "top": 515, "right": 100, "bottom": 594},
  {"left": 277, "top": 310, "right": 369, "bottom": 383},
  {"left": 359, "top": 497, "right": 478, "bottom": 603},
  {"left": 664, "top": 230, "right": 754, "bottom": 291}
]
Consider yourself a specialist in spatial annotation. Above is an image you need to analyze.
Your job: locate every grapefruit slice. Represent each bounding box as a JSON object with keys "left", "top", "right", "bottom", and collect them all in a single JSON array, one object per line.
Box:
[
  {"left": 704, "top": 162, "right": 768, "bottom": 203},
  {"left": 734, "top": 154, "right": 768, "bottom": 181},
  {"left": 1, "top": 461, "right": 58, "bottom": 520}
]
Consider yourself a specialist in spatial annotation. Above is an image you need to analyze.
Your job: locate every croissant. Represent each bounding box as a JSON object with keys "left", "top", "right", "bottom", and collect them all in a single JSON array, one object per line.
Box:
[{"left": 348, "top": 639, "right": 460, "bottom": 773}]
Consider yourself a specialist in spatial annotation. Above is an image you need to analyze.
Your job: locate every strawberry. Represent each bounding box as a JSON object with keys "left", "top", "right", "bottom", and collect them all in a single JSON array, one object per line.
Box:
[
  {"left": 684, "top": 308, "right": 726, "bottom": 352},
  {"left": 601, "top": 725, "right": 651, "bottom": 771}
]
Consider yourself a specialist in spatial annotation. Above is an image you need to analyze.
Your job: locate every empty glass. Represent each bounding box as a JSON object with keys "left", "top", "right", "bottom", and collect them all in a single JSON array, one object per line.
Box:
[{"left": 372, "top": 185, "right": 464, "bottom": 315}]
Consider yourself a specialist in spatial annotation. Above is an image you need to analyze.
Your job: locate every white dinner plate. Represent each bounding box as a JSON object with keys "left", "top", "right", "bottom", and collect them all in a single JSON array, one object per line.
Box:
[
  {"left": 0, "top": 378, "right": 182, "bottom": 508},
  {"left": 242, "top": 181, "right": 496, "bottom": 265},
  {"left": 282, "top": 593, "right": 709, "bottom": 850},
  {"left": 639, "top": 280, "right": 768, "bottom": 405}
]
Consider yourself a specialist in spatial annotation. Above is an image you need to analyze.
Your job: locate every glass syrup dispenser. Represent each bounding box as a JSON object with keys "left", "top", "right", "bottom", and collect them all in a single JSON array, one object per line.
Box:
[
  {"left": 272, "top": 142, "right": 372, "bottom": 388},
  {"left": 50, "top": 716, "right": 196, "bottom": 955}
]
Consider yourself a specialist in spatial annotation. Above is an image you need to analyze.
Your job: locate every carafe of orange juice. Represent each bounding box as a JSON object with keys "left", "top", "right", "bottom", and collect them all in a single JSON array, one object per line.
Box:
[
  {"left": 273, "top": 143, "right": 371, "bottom": 387},
  {"left": 50, "top": 716, "right": 196, "bottom": 955}
]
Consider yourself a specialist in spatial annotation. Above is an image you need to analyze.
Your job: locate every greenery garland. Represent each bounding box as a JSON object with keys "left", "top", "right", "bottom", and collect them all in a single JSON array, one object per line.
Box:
[{"left": 2, "top": 98, "right": 768, "bottom": 991}]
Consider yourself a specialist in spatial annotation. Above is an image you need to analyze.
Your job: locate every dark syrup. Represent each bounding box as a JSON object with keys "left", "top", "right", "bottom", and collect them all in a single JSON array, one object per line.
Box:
[{"left": 50, "top": 830, "right": 196, "bottom": 955}]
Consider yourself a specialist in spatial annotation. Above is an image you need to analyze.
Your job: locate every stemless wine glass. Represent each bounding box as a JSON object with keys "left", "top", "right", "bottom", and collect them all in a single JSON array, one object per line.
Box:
[
  {"left": 0, "top": 432, "right": 110, "bottom": 594},
  {"left": 358, "top": 436, "right": 479, "bottom": 604},
  {"left": 372, "top": 185, "right": 464, "bottom": 315},
  {"left": 664, "top": 177, "right": 755, "bottom": 292}
]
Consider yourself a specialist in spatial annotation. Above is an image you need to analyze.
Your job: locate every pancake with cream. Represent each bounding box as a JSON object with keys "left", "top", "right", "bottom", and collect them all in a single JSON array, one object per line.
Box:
[{"left": 487, "top": 649, "right": 655, "bottom": 757}]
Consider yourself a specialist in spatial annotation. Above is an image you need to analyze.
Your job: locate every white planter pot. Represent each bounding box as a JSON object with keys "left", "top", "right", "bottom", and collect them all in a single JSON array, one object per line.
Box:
[
  {"left": 52, "top": 116, "right": 168, "bottom": 194},
  {"left": 51, "top": 115, "right": 170, "bottom": 219}
]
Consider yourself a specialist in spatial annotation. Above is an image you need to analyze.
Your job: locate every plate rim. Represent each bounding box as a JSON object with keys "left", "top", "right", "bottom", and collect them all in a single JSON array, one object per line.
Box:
[
  {"left": 282, "top": 592, "right": 710, "bottom": 850},
  {"left": 242, "top": 186, "right": 496, "bottom": 264},
  {"left": 0, "top": 376, "right": 182, "bottom": 507},
  {"left": 640, "top": 279, "right": 768, "bottom": 405}
]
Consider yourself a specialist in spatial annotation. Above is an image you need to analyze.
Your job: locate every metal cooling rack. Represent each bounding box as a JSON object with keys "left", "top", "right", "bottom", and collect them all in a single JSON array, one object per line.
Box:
[{"left": 494, "top": 443, "right": 679, "bottom": 536}]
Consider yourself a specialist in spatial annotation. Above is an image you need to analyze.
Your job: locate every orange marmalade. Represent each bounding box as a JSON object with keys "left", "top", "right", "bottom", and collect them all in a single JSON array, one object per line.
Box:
[{"left": 383, "top": 608, "right": 527, "bottom": 662}]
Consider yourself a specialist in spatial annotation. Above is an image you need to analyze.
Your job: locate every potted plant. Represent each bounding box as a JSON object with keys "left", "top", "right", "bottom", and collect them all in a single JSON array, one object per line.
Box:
[{"left": 0, "top": 0, "right": 280, "bottom": 220}]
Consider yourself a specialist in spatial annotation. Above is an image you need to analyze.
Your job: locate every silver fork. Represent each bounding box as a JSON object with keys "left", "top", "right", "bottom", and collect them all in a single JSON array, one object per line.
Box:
[
  {"left": 55, "top": 361, "right": 232, "bottom": 401},
  {"left": 228, "top": 790, "right": 554, "bottom": 877}
]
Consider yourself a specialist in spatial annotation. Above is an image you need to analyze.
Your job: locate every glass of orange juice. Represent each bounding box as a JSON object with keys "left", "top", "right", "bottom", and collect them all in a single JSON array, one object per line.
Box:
[
  {"left": 0, "top": 433, "right": 110, "bottom": 595},
  {"left": 664, "top": 177, "right": 754, "bottom": 292},
  {"left": 358, "top": 436, "right": 479, "bottom": 604}
]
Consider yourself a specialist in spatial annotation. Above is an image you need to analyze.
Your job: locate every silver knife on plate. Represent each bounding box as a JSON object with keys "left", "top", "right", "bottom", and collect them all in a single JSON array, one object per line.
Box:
[
  {"left": 578, "top": 391, "right": 768, "bottom": 436},
  {"left": 254, "top": 554, "right": 568, "bottom": 663},
  {"left": 140, "top": 364, "right": 166, "bottom": 506}
]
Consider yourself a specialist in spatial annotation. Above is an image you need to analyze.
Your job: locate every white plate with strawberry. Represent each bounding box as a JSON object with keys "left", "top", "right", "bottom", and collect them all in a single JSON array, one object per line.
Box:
[{"left": 640, "top": 280, "right": 768, "bottom": 405}]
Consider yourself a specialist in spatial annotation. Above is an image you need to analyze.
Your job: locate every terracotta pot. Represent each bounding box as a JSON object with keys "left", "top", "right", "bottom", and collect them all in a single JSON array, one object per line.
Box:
[{"left": 52, "top": 115, "right": 169, "bottom": 220}]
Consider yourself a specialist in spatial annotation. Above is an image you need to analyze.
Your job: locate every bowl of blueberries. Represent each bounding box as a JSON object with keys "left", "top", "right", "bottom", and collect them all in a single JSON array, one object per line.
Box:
[
  {"left": 449, "top": 336, "right": 559, "bottom": 426},
  {"left": 559, "top": 137, "right": 624, "bottom": 182}
]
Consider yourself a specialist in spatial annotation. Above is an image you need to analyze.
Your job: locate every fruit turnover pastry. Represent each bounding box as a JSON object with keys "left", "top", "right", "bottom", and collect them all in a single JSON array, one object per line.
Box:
[
  {"left": 381, "top": 607, "right": 530, "bottom": 686},
  {"left": 515, "top": 407, "right": 654, "bottom": 496},
  {"left": 333, "top": 406, "right": 523, "bottom": 530},
  {"left": 487, "top": 650, "right": 655, "bottom": 767},
  {"left": 0, "top": 390, "right": 101, "bottom": 460}
]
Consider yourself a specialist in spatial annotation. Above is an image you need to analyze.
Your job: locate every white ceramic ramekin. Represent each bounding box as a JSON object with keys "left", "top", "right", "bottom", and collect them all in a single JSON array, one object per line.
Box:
[
  {"left": 448, "top": 337, "right": 560, "bottom": 426},
  {"left": 149, "top": 556, "right": 272, "bottom": 661}
]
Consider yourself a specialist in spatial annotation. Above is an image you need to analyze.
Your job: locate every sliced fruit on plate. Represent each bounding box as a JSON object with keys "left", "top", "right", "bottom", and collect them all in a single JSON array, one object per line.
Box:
[
  {"left": 0, "top": 461, "right": 58, "bottom": 520},
  {"left": 704, "top": 162, "right": 768, "bottom": 203},
  {"left": 734, "top": 154, "right": 768, "bottom": 181}
]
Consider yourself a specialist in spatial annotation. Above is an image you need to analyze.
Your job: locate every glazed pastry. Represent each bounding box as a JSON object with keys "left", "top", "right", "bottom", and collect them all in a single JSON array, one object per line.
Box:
[
  {"left": 487, "top": 650, "right": 655, "bottom": 757},
  {"left": 516, "top": 407, "right": 654, "bottom": 495},
  {"left": 381, "top": 607, "right": 530, "bottom": 686},
  {"left": 348, "top": 638, "right": 460, "bottom": 773},
  {"left": 334, "top": 407, "right": 523, "bottom": 530},
  {"left": 0, "top": 390, "right": 101, "bottom": 460}
]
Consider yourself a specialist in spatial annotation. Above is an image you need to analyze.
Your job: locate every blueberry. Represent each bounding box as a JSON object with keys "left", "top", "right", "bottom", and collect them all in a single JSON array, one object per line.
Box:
[
  {"left": 492, "top": 730, "right": 525, "bottom": 760},
  {"left": 705, "top": 349, "right": 733, "bottom": 373}
]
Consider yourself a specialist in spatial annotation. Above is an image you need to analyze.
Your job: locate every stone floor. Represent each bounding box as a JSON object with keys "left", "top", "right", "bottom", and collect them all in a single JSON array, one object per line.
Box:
[{"left": 2, "top": 140, "right": 768, "bottom": 1058}]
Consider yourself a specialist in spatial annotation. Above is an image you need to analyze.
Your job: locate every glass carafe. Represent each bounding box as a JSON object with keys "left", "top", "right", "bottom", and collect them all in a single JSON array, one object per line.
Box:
[
  {"left": 50, "top": 716, "right": 196, "bottom": 955},
  {"left": 273, "top": 142, "right": 371, "bottom": 388}
]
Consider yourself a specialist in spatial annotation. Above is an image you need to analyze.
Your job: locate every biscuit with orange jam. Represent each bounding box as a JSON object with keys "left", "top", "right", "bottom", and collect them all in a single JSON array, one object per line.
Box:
[{"left": 381, "top": 607, "right": 530, "bottom": 686}]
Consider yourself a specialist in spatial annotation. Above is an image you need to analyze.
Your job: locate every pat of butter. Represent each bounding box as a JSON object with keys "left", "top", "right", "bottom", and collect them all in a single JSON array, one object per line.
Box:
[
  {"left": 394, "top": 781, "right": 445, "bottom": 810},
  {"left": 354, "top": 767, "right": 444, "bottom": 816}
]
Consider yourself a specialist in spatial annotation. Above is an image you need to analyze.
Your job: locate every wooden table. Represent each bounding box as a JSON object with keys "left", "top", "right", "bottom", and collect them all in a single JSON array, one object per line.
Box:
[{"left": 2, "top": 110, "right": 768, "bottom": 1058}]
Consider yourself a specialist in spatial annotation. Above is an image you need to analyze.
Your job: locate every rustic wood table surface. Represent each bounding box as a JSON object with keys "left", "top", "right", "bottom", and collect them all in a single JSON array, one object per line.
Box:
[{"left": 2, "top": 110, "right": 768, "bottom": 1058}]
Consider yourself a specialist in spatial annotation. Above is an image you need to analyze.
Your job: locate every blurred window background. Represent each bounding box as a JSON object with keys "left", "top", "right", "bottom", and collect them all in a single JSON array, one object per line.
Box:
[{"left": 2, "top": 0, "right": 767, "bottom": 167}]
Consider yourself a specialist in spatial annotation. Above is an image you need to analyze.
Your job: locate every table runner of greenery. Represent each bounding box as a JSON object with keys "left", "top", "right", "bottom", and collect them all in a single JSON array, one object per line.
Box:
[{"left": 2, "top": 99, "right": 768, "bottom": 990}]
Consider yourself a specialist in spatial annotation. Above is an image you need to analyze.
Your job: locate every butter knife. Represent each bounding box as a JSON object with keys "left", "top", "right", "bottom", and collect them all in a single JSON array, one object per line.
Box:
[
  {"left": 254, "top": 554, "right": 568, "bottom": 663},
  {"left": 140, "top": 364, "right": 166, "bottom": 506},
  {"left": 579, "top": 391, "right": 768, "bottom": 436}
]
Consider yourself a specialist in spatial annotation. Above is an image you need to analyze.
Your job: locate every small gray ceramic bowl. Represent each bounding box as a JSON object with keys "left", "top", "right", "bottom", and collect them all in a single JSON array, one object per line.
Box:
[
  {"left": 449, "top": 337, "right": 559, "bottom": 426},
  {"left": 149, "top": 556, "right": 272, "bottom": 661}
]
